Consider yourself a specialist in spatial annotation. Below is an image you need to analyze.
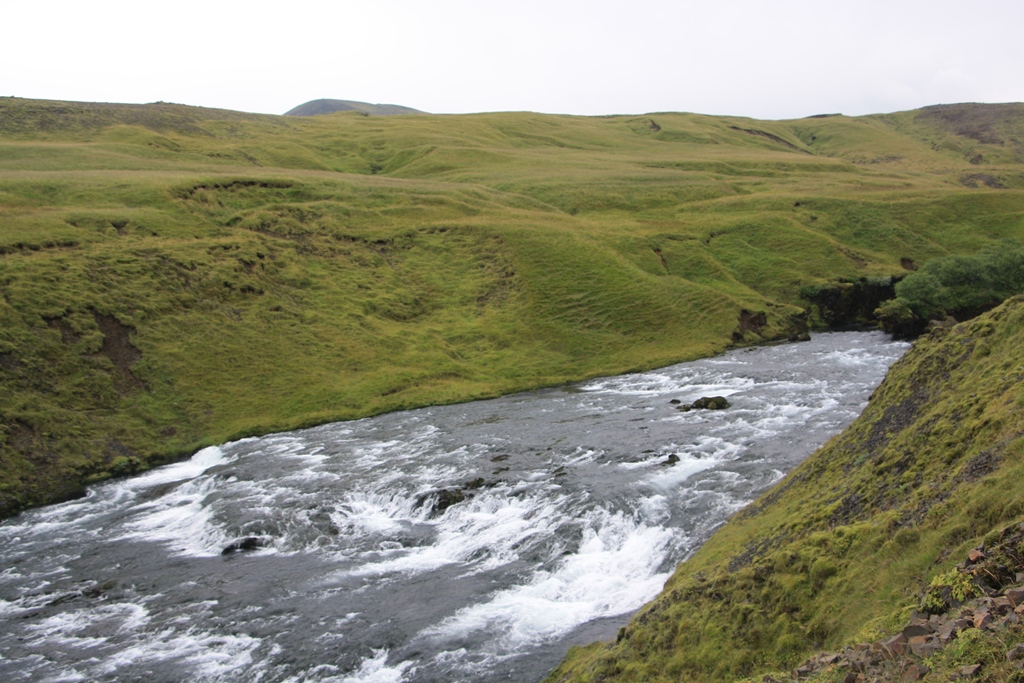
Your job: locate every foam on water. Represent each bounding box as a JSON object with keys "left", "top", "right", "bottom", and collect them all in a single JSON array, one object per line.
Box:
[
  {"left": 643, "top": 452, "right": 732, "bottom": 490},
  {"left": 0, "top": 447, "right": 233, "bottom": 559},
  {"left": 116, "top": 475, "right": 231, "bottom": 556},
  {"left": 582, "top": 370, "right": 755, "bottom": 400},
  {"left": 819, "top": 347, "right": 877, "bottom": 367},
  {"left": 348, "top": 486, "right": 569, "bottom": 578},
  {"left": 330, "top": 650, "right": 412, "bottom": 683},
  {"left": 102, "top": 631, "right": 260, "bottom": 679},
  {"left": 455, "top": 514, "right": 668, "bottom": 636},
  {"left": 335, "top": 492, "right": 424, "bottom": 538},
  {"left": 129, "top": 445, "right": 230, "bottom": 488},
  {"left": 282, "top": 651, "right": 414, "bottom": 683}
]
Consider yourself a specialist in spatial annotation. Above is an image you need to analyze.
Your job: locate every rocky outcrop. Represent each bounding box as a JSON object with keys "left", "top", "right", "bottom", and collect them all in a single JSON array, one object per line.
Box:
[
  {"left": 416, "top": 477, "right": 491, "bottom": 516},
  {"left": 785, "top": 522, "right": 1024, "bottom": 682},
  {"left": 732, "top": 310, "right": 811, "bottom": 344},
  {"left": 783, "top": 598, "right": 1023, "bottom": 681},
  {"left": 737, "top": 310, "right": 768, "bottom": 336},
  {"left": 676, "top": 396, "right": 730, "bottom": 412},
  {"left": 221, "top": 536, "right": 269, "bottom": 555},
  {"left": 800, "top": 278, "right": 898, "bottom": 328}
]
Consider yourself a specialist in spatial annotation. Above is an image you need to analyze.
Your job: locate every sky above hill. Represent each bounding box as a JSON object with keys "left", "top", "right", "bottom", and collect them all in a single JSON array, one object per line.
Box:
[{"left": 6, "top": 0, "right": 1023, "bottom": 120}]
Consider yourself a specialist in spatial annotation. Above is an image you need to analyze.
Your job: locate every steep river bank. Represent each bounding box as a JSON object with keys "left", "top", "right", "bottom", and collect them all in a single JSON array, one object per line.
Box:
[{"left": 0, "top": 332, "right": 908, "bottom": 682}]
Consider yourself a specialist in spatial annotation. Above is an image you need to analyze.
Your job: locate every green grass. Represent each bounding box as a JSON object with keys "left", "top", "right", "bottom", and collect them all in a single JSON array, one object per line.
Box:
[{"left": 1, "top": 97, "right": 1024, "bottom": 516}]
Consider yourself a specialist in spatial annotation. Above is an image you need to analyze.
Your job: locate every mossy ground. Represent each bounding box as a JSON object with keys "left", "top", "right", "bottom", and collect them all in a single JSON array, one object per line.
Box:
[
  {"left": 546, "top": 296, "right": 1024, "bottom": 682},
  {"left": 1, "top": 98, "right": 1023, "bottom": 516}
]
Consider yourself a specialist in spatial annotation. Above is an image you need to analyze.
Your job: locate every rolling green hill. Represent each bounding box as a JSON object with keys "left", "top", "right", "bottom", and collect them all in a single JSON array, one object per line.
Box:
[
  {"left": 1, "top": 96, "right": 1023, "bottom": 519},
  {"left": 284, "top": 98, "right": 425, "bottom": 117}
]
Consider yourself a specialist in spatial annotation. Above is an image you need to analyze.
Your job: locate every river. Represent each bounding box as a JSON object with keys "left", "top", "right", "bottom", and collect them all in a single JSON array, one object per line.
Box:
[{"left": 0, "top": 331, "right": 909, "bottom": 683}]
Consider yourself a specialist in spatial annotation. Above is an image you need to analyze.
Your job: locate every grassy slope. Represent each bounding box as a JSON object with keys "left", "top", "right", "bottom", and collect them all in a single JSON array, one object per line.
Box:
[
  {"left": 284, "top": 99, "right": 424, "bottom": 116},
  {"left": 1, "top": 97, "right": 1023, "bottom": 515},
  {"left": 547, "top": 296, "right": 1024, "bottom": 682}
]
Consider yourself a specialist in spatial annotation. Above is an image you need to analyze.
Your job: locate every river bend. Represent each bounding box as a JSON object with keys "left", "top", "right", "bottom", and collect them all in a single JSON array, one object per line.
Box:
[{"left": 0, "top": 331, "right": 908, "bottom": 682}]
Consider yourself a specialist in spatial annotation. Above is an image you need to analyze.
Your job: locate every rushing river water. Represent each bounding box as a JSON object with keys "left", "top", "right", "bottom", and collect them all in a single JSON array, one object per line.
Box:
[{"left": 0, "top": 332, "right": 909, "bottom": 683}]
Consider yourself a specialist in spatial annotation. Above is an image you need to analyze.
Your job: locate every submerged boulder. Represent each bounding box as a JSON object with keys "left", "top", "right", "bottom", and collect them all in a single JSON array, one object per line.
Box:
[
  {"left": 416, "top": 487, "right": 470, "bottom": 517},
  {"left": 434, "top": 488, "right": 466, "bottom": 512},
  {"left": 677, "top": 396, "right": 731, "bottom": 412},
  {"left": 221, "top": 536, "right": 268, "bottom": 555}
]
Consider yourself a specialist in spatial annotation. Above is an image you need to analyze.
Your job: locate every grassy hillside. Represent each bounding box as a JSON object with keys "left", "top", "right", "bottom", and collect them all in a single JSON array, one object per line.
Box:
[
  {"left": 547, "top": 296, "right": 1024, "bottom": 682},
  {"left": 1, "top": 97, "right": 1023, "bottom": 515},
  {"left": 284, "top": 98, "right": 424, "bottom": 116}
]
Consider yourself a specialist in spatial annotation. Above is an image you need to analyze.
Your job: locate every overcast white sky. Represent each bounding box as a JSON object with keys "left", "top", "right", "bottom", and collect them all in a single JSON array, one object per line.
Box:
[{"left": 4, "top": 0, "right": 1023, "bottom": 120}]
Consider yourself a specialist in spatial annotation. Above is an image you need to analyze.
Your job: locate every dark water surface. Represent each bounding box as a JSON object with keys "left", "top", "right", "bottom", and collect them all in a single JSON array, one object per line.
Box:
[{"left": 0, "top": 332, "right": 908, "bottom": 682}]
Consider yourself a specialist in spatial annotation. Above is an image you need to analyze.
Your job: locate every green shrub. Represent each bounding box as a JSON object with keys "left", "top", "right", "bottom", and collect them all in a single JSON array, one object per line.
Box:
[
  {"left": 874, "top": 297, "right": 920, "bottom": 337},
  {"left": 921, "top": 568, "right": 980, "bottom": 613},
  {"left": 875, "top": 242, "right": 1024, "bottom": 335}
]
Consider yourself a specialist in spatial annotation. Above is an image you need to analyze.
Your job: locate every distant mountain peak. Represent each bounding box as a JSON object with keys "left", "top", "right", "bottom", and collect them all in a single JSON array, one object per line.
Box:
[{"left": 284, "top": 99, "right": 424, "bottom": 117}]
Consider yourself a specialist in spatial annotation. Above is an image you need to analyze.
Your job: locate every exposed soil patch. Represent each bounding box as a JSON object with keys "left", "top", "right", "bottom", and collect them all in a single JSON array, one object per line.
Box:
[
  {"left": 44, "top": 316, "right": 81, "bottom": 345},
  {"left": 0, "top": 239, "right": 79, "bottom": 256},
  {"left": 94, "top": 312, "right": 145, "bottom": 393},
  {"left": 176, "top": 179, "right": 293, "bottom": 200},
  {"left": 727, "top": 531, "right": 791, "bottom": 572},
  {"left": 652, "top": 248, "right": 668, "bottom": 273},
  {"left": 736, "top": 309, "right": 767, "bottom": 335},
  {"left": 901, "top": 257, "right": 918, "bottom": 271},
  {"left": 862, "top": 388, "right": 931, "bottom": 456},
  {"left": 954, "top": 433, "right": 1022, "bottom": 484},
  {"left": 827, "top": 491, "right": 867, "bottom": 528},
  {"left": 960, "top": 173, "right": 1007, "bottom": 189},
  {"left": 848, "top": 155, "right": 906, "bottom": 165},
  {"left": 837, "top": 246, "right": 868, "bottom": 268},
  {"left": 729, "top": 126, "right": 810, "bottom": 154}
]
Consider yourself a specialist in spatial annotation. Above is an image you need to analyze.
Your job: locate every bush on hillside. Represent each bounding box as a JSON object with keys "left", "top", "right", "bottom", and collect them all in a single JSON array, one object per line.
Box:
[{"left": 876, "top": 242, "right": 1024, "bottom": 336}]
